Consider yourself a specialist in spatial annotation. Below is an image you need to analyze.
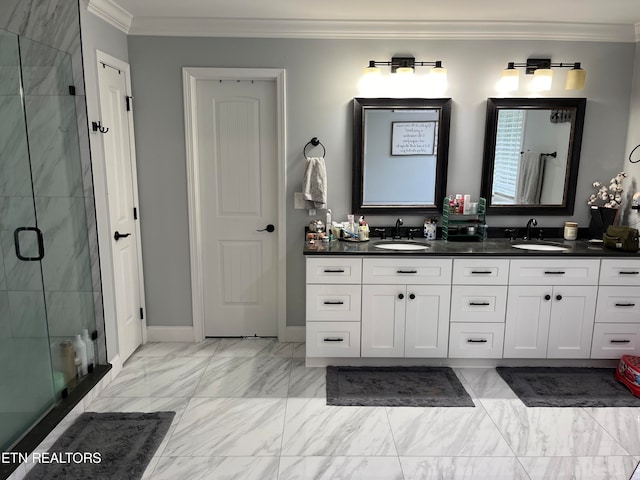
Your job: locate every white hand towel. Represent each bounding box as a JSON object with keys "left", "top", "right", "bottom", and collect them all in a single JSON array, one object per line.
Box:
[
  {"left": 516, "top": 152, "right": 544, "bottom": 204},
  {"left": 302, "top": 156, "right": 327, "bottom": 209}
]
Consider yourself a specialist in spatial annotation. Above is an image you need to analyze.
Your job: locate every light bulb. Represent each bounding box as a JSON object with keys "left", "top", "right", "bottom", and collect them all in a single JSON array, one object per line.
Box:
[
  {"left": 531, "top": 68, "right": 553, "bottom": 92},
  {"left": 498, "top": 63, "right": 519, "bottom": 92}
]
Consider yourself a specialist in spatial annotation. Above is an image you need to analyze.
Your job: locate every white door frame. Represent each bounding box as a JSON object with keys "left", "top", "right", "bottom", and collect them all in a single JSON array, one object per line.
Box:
[
  {"left": 95, "top": 50, "right": 148, "bottom": 353},
  {"left": 183, "top": 67, "right": 287, "bottom": 342}
]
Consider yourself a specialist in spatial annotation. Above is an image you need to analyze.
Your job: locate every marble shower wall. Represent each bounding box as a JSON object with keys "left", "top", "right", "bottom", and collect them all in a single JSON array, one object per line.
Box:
[{"left": 0, "top": 1, "right": 102, "bottom": 353}]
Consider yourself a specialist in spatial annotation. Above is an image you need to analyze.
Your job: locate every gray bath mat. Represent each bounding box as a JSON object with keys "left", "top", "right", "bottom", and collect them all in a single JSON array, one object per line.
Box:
[
  {"left": 326, "top": 366, "right": 474, "bottom": 407},
  {"left": 25, "top": 411, "right": 175, "bottom": 480},
  {"left": 496, "top": 367, "right": 640, "bottom": 407}
]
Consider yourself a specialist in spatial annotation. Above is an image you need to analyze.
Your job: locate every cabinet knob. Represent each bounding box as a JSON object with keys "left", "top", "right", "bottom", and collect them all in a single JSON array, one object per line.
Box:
[
  {"left": 398, "top": 293, "right": 404, "bottom": 300},
  {"left": 556, "top": 294, "right": 563, "bottom": 301},
  {"left": 409, "top": 293, "right": 416, "bottom": 300},
  {"left": 544, "top": 294, "right": 551, "bottom": 301}
]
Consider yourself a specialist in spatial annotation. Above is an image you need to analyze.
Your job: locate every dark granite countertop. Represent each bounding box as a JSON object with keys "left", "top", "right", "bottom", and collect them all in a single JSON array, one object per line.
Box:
[{"left": 303, "top": 238, "right": 640, "bottom": 257}]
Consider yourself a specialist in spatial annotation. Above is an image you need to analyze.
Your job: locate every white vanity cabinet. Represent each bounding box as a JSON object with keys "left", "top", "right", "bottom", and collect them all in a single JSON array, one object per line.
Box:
[
  {"left": 361, "top": 258, "right": 452, "bottom": 357},
  {"left": 504, "top": 259, "right": 599, "bottom": 359},
  {"left": 305, "top": 257, "right": 362, "bottom": 357},
  {"left": 591, "top": 259, "right": 640, "bottom": 358},
  {"left": 449, "top": 259, "right": 509, "bottom": 358}
]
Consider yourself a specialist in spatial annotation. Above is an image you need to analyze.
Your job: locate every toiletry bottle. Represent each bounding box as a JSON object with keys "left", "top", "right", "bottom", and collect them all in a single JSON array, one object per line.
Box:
[
  {"left": 82, "top": 329, "right": 95, "bottom": 371},
  {"left": 73, "top": 334, "right": 88, "bottom": 377},
  {"left": 326, "top": 209, "right": 332, "bottom": 232},
  {"left": 60, "top": 340, "right": 76, "bottom": 385}
]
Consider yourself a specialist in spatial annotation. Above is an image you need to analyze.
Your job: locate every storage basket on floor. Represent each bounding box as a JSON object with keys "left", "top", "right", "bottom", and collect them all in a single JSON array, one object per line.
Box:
[{"left": 616, "top": 354, "right": 640, "bottom": 397}]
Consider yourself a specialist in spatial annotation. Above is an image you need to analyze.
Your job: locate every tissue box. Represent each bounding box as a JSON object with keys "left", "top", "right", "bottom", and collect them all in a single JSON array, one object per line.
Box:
[{"left": 615, "top": 354, "right": 640, "bottom": 397}]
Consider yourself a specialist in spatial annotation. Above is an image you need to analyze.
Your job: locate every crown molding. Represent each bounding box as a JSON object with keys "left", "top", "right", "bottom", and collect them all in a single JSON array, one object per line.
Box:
[
  {"left": 126, "top": 18, "right": 636, "bottom": 42},
  {"left": 87, "top": 0, "right": 133, "bottom": 33}
]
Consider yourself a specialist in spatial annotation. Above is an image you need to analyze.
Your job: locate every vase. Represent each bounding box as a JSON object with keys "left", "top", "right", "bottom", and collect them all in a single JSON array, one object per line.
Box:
[{"left": 588, "top": 206, "right": 619, "bottom": 239}]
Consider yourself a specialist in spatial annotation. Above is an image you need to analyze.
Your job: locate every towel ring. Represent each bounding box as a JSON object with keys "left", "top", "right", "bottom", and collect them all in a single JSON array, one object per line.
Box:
[{"left": 303, "top": 137, "right": 326, "bottom": 158}]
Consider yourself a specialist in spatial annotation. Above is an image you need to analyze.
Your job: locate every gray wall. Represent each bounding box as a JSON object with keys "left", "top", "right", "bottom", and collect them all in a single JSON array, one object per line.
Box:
[
  {"left": 80, "top": 2, "right": 129, "bottom": 360},
  {"left": 624, "top": 43, "right": 640, "bottom": 226},
  {"left": 127, "top": 36, "right": 635, "bottom": 328}
]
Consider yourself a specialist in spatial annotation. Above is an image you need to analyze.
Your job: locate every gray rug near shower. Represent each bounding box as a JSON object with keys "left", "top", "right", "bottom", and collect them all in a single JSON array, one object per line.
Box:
[
  {"left": 496, "top": 367, "right": 640, "bottom": 407},
  {"left": 25, "top": 411, "right": 175, "bottom": 480},
  {"left": 326, "top": 366, "right": 474, "bottom": 407}
]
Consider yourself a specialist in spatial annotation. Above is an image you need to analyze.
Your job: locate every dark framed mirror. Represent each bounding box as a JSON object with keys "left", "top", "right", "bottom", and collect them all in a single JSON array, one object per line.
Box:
[
  {"left": 352, "top": 97, "right": 451, "bottom": 214},
  {"left": 480, "top": 97, "right": 586, "bottom": 215}
]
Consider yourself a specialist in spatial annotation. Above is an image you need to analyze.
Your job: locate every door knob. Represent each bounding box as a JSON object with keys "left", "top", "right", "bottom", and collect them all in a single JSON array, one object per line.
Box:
[
  {"left": 556, "top": 294, "right": 563, "bottom": 301},
  {"left": 257, "top": 224, "right": 275, "bottom": 233},
  {"left": 398, "top": 293, "right": 404, "bottom": 300},
  {"left": 114, "top": 231, "right": 131, "bottom": 241},
  {"left": 409, "top": 293, "right": 416, "bottom": 300},
  {"left": 544, "top": 294, "right": 551, "bottom": 301}
]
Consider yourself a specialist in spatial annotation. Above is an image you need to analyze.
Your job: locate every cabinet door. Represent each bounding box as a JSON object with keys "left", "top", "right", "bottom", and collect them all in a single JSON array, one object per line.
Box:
[
  {"left": 547, "top": 286, "right": 597, "bottom": 358},
  {"left": 404, "top": 285, "right": 450, "bottom": 358},
  {"left": 504, "top": 285, "right": 552, "bottom": 358},
  {"left": 361, "top": 285, "right": 406, "bottom": 357}
]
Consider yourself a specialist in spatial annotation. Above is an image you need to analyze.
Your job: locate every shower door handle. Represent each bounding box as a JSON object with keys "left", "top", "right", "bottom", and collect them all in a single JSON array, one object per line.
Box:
[
  {"left": 114, "top": 231, "right": 131, "bottom": 241},
  {"left": 14, "top": 227, "right": 45, "bottom": 261}
]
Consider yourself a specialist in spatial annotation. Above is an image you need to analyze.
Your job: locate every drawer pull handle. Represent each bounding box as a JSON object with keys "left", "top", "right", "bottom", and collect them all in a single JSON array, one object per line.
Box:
[
  {"left": 397, "top": 270, "right": 418, "bottom": 274},
  {"left": 323, "top": 300, "right": 344, "bottom": 305},
  {"left": 467, "top": 338, "right": 488, "bottom": 343},
  {"left": 610, "top": 339, "right": 631, "bottom": 344},
  {"left": 323, "top": 337, "right": 344, "bottom": 342},
  {"left": 619, "top": 271, "right": 639, "bottom": 275},
  {"left": 323, "top": 269, "right": 345, "bottom": 273},
  {"left": 469, "top": 302, "right": 490, "bottom": 306},
  {"left": 471, "top": 270, "right": 492, "bottom": 274},
  {"left": 615, "top": 303, "right": 636, "bottom": 307},
  {"left": 544, "top": 271, "right": 566, "bottom": 275}
]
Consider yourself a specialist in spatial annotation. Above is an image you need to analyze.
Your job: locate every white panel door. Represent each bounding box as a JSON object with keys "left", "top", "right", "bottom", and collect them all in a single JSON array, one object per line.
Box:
[
  {"left": 547, "top": 286, "right": 597, "bottom": 358},
  {"left": 98, "top": 60, "right": 143, "bottom": 362},
  {"left": 504, "top": 285, "right": 552, "bottom": 358},
  {"left": 404, "top": 285, "right": 450, "bottom": 357},
  {"left": 361, "top": 285, "right": 406, "bottom": 357},
  {"left": 197, "top": 79, "right": 278, "bottom": 336}
]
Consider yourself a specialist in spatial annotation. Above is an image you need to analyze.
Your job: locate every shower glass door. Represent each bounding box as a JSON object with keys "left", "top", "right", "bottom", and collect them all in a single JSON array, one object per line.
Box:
[
  {"left": 0, "top": 24, "right": 97, "bottom": 452},
  {"left": 0, "top": 29, "right": 56, "bottom": 452}
]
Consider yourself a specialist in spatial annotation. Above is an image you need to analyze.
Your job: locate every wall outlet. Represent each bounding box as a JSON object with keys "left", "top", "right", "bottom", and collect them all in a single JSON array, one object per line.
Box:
[
  {"left": 308, "top": 208, "right": 316, "bottom": 216},
  {"left": 294, "top": 192, "right": 306, "bottom": 209}
]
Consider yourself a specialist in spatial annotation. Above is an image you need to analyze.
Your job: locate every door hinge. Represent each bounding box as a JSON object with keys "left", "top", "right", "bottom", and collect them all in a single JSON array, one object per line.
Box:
[
  {"left": 125, "top": 95, "right": 133, "bottom": 111},
  {"left": 140, "top": 307, "right": 144, "bottom": 320},
  {"left": 133, "top": 207, "right": 138, "bottom": 220}
]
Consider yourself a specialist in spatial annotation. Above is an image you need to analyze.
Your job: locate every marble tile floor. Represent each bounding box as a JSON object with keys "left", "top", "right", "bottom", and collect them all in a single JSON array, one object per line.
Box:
[{"left": 85, "top": 338, "right": 640, "bottom": 480}]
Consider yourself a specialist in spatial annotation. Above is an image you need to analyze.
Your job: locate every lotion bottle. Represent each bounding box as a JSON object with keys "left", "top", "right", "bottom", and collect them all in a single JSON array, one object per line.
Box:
[
  {"left": 82, "top": 329, "right": 95, "bottom": 371},
  {"left": 73, "top": 334, "right": 88, "bottom": 377}
]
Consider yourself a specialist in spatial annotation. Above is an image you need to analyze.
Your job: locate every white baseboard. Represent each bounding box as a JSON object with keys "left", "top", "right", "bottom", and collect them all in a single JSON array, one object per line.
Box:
[
  {"left": 285, "top": 325, "right": 305, "bottom": 343},
  {"left": 147, "top": 326, "right": 195, "bottom": 342},
  {"left": 107, "top": 353, "right": 122, "bottom": 379}
]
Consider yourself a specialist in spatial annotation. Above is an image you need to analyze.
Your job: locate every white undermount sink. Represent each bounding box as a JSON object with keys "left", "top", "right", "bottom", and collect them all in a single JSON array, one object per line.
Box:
[
  {"left": 374, "top": 241, "right": 430, "bottom": 251},
  {"left": 511, "top": 241, "right": 570, "bottom": 252}
]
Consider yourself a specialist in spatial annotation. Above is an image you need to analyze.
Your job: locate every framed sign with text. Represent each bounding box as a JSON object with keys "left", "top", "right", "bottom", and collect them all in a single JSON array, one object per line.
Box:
[{"left": 391, "top": 121, "right": 436, "bottom": 156}]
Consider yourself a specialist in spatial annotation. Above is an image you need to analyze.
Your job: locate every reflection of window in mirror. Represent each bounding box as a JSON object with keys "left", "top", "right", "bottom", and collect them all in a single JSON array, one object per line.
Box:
[{"left": 491, "top": 109, "right": 570, "bottom": 206}]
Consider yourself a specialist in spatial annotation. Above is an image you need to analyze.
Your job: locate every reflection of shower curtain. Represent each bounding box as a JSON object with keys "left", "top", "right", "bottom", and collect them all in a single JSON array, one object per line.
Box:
[{"left": 516, "top": 151, "right": 545, "bottom": 204}]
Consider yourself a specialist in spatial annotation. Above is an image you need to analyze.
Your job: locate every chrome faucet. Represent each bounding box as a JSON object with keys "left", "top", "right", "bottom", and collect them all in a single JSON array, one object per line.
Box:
[
  {"left": 524, "top": 218, "right": 538, "bottom": 240},
  {"left": 393, "top": 218, "right": 403, "bottom": 239}
]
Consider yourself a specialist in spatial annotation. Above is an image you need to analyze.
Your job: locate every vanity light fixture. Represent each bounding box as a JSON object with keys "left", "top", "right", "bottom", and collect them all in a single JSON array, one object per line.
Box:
[
  {"left": 499, "top": 58, "right": 586, "bottom": 92},
  {"left": 364, "top": 57, "right": 446, "bottom": 79}
]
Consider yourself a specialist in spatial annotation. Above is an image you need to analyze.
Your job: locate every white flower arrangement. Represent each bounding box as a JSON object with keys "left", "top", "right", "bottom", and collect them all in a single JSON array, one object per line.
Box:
[{"left": 587, "top": 172, "right": 627, "bottom": 209}]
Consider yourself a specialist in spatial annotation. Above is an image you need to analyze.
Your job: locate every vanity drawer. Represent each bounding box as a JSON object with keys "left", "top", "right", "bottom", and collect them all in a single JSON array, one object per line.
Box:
[
  {"left": 450, "top": 286, "right": 507, "bottom": 323},
  {"left": 595, "top": 286, "right": 640, "bottom": 323},
  {"left": 306, "top": 257, "right": 362, "bottom": 284},
  {"left": 306, "top": 321, "right": 361, "bottom": 357},
  {"left": 509, "top": 259, "right": 600, "bottom": 285},
  {"left": 590, "top": 323, "right": 640, "bottom": 359},
  {"left": 448, "top": 323, "right": 505, "bottom": 358},
  {"left": 452, "top": 259, "right": 510, "bottom": 285},
  {"left": 362, "top": 258, "right": 452, "bottom": 285},
  {"left": 599, "top": 259, "right": 640, "bottom": 286},
  {"left": 306, "top": 284, "right": 361, "bottom": 321}
]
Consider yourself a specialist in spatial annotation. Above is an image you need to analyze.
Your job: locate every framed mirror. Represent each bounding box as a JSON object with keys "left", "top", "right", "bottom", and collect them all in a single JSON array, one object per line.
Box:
[
  {"left": 480, "top": 97, "right": 586, "bottom": 215},
  {"left": 352, "top": 97, "right": 451, "bottom": 214}
]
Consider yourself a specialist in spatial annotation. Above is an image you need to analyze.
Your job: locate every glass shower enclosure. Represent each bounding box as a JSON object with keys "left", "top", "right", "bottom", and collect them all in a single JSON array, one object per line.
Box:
[{"left": 0, "top": 27, "right": 98, "bottom": 452}]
